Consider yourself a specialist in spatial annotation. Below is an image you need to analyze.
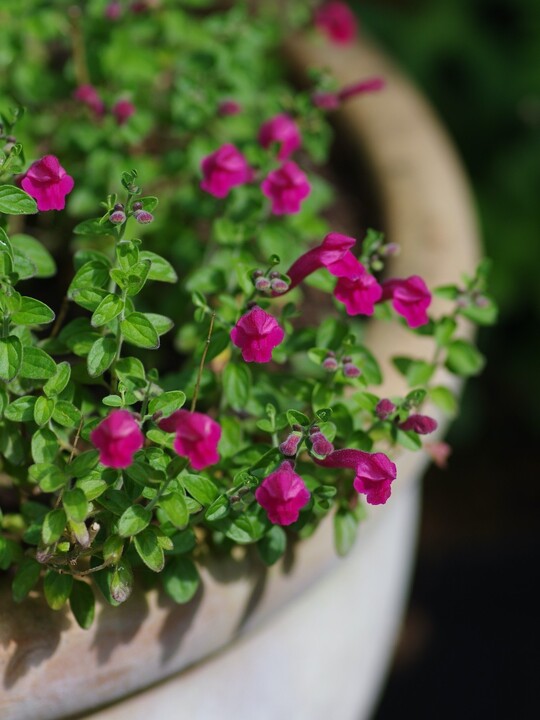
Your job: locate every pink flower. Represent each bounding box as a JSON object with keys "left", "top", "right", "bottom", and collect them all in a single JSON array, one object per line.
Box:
[
  {"left": 230, "top": 306, "right": 285, "bottom": 363},
  {"left": 314, "top": 1, "right": 358, "bottom": 45},
  {"left": 218, "top": 99, "right": 242, "bottom": 116},
  {"left": 399, "top": 414, "right": 438, "bottom": 435},
  {"left": 310, "top": 430, "right": 334, "bottom": 458},
  {"left": 333, "top": 257, "right": 383, "bottom": 316},
  {"left": 313, "top": 77, "right": 385, "bottom": 110},
  {"left": 113, "top": 99, "right": 135, "bottom": 125},
  {"left": 90, "top": 410, "right": 144, "bottom": 469},
  {"left": 261, "top": 161, "right": 311, "bottom": 215},
  {"left": 316, "top": 448, "right": 397, "bottom": 505},
  {"left": 201, "top": 144, "right": 253, "bottom": 198},
  {"left": 105, "top": 2, "right": 123, "bottom": 19},
  {"left": 158, "top": 409, "right": 221, "bottom": 470},
  {"left": 285, "top": 232, "right": 357, "bottom": 291},
  {"left": 21, "top": 155, "right": 74, "bottom": 212},
  {"left": 382, "top": 275, "right": 432, "bottom": 328},
  {"left": 258, "top": 114, "right": 302, "bottom": 161},
  {"left": 255, "top": 461, "right": 311, "bottom": 525},
  {"left": 73, "top": 84, "right": 105, "bottom": 117},
  {"left": 375, "top": 399, "right": 396, "bottom": 420}
]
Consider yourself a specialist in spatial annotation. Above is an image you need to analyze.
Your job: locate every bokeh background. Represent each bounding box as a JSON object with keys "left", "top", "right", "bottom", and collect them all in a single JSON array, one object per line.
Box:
[{"left": 347, "top": 1, "right": 540, "bottom": 717}]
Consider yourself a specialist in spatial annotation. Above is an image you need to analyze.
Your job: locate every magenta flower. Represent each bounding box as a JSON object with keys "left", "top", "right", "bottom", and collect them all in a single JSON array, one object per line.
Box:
[
  {"left": 230, "top": 306, "right": 285, "bottom": 363},
  {"left": 333, "top": 257, "right": 383, "bottom": 316},
  {"left": 285, "top": 232, "right": 357, "bottom": 291},
  {"left": 218, "top": 99, "right": 242, "bottom": 116},
  {"left": 255, "top": 461, "right": 311, "bottom": 525},
  {"left": 200, "top": 144, "right": 252, "bottom": 198},
  {"left": 104, "top": 2, "right": 122, "bottom": 19},
  {"left": 258, "top": 114, "right": 302, "bottom": 161},
  {"left": 316, "top": 448, "right": 397, "bottom": 505},
  {"left": 314, "top": 1, "right": 358, "bottom": 45},
  {"left": 90, "top": 410, "right": 144, "bottom": 469},
  {"left": 261, "top": 161, "right": 311, "bottom": 215},
  {"left": 21, "top": 155, "right": 74, "bottom": 212},
  {"left": 381, "top": 275, "right": 432, "bottom": 328},
  {"left": 113, "top": 99, "right": 135, "bottom": 125},
  {"left": 313, "top": 76, "right": 385, "bottom": 110},
  {"left": 158, "top": 409, "right": 221, "bottom": 470},
  {"left": 399, "top": 414, "right": 438, "bottom": 435},
  {"left": 375, "top": 399, "right": 396, "bottom": 420},
  {"left": 73, "top": 84, "right": 105, "bottom": 117}
]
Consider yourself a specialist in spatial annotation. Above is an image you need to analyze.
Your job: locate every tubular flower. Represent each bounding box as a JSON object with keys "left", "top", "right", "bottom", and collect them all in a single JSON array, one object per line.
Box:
[
  {"left": 90, "top": 410, "right": 144, "bottom": 469},
  {"left": 332, "top": 256, "right": 383, "bottom": 316},
  {"left": 316, "top": 448, "right": 397, "bottom": 505},
  {"left": 21, "top": 155, "right": 74, "bottom": 212},
  {"left": 381, "top": 275, "right": 432, "bottom": 328},
  {"left": 314, "top": 1, "right": 358, "bottom": 45},
  {"left": 284, "top": 232, "right": 357, "bottom": 291},
  {"left": 200, "top": 144, "right": 253, "bottom": 198},
  {"left": 258, "top": 114, "right": 301, "bottom": 161},
  {"left": 158, "top": 409, "right": 221, "bottom": 470},
  {"left": 313, "top": 76, "right": 385, "bottom": 110},
  {"left": 261, "top": 161, "right": 311, "bottom": 215},
  {"left": 255, "top": 461, "right": 311, "bottom": 526},
  {"left": 398, "top": 414, "right": 438, "bottom": 435},
  {"left": 230, "top": 306, "right": 285, "bottom": 363}
]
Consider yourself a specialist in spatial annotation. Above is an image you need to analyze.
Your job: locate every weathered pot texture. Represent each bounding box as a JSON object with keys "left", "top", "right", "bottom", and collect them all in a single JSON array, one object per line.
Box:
[{"left": 0, "top": 33, "right": 479, "bottom": 720}]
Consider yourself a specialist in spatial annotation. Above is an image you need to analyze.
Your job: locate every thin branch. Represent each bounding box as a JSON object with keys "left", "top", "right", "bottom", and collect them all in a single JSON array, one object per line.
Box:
[{"left": 191, "top": 311, "right": 216, "bottom": 412}]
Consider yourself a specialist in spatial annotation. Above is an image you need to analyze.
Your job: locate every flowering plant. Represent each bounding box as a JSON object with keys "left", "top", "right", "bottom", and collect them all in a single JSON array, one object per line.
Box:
[{"left": 0, "top": 0, "right": 495, "bottom": 628}]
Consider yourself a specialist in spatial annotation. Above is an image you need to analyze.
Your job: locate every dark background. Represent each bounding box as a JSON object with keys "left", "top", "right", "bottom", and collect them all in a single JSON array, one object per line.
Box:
[{"left": 346, "top": 1, "right": 540, "bottom": 717}]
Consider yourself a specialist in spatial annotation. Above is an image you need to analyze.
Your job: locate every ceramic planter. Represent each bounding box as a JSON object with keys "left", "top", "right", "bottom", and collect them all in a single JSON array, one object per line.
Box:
[{"left": 0, "top": 33, "right": 479, "bottom": 720}]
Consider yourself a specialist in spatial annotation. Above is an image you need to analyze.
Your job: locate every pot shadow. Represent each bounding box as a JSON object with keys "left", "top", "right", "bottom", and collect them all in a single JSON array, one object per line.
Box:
[
  {"left": 156, "top": 585, "right": 204, "bottom": 666},
  {"left": 90, "top": 588, "right": 150, "bottom": 665},
  {"left": 0, "top": 590, "right": 71, "bottom": 690}
]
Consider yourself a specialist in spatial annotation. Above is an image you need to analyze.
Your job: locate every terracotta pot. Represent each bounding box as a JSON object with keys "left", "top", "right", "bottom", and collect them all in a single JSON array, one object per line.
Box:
[{"left": 0, "top": 34, "right": 479, "bottom": 720}]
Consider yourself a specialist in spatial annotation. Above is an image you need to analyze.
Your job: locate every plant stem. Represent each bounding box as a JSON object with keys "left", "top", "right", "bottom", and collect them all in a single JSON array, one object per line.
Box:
[
  {"left": 191, "top": 311, "right": 216, "bottom": 412},
  {"left": 146, "top": 458, "right": 189, "bottom": 512}
]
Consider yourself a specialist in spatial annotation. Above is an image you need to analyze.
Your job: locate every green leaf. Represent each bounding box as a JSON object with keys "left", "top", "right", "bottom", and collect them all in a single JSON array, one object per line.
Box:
[
  {"left": 12, "top": 558, "right": 41, "bottom": 603},
  {"left": 433, "top": 284, "right": 460, "bottom": 300},
  {"left": 139, "top": 251, "right": 177, "bottom": 283},
  {"left": 134, "top": 528, "right": 165, "bottom": 572},
  {"left": 334, "top": 508, "right": 359, "bottom": 557},
  {"left": 257, "top": 525, "right": 286, "bottom": 566},
  {"left": 4, "top": 395, "right": 36, "bottom": 422},
  {"left": 143, "top": 313, "right": 174, "bottom": 337},
  {"left": 34, "top": 396, "right": 55, "bottom": 426},
  {"left": 223, "top": 363, "right": 251, "bottom": 409},
  {"left": 44, "top": 571, "right": 73, "bottom": 610},
  {"left": 159, "top": 492, "right": 189, "bottom": 528},
  {"left": 182, "top": 474, "right": 219, "bottom": 506},
  {"left": 435, "top": 317, "right": 457, "bottom": 346},
  {"left": 11, "top": 297, "right": 55, "bottom": 325},
  {"left": 71, "top": 288, "right": 108, "bottom": 312},
  {"left": 0, "top": 185, "right": 38, "bottom": 214},
  {"left": 204, "top": 494, "right": 230, "bottom": 522},
  {"left": 120, "top": 312, "right": 159, "bottom": 348},
  {"left": 91, "top": 294, "right": 124, "bottom": 327},
  {"left": 52, "top": 400, "right": 81, "bottom": 428},
  {"left": 63, "top": 488, "right": 89, "bottom": 523},
  {"left": 125, "top": 260, "right": 151, "bottom": 296},
  {"left": 217, "top": 512, "right": 267, "bottom": 544},
  {"left": 445, "top": 340, "right": 485, "bottom": 377},
  {"left": 70, "top": 580, "right": 95, "bottom": 629},
  {"left": 43, "top": 362, "right": 71, "bottom": 397},
  {"left": 20, "top": 346, "right": 56, "bottom": 379},
  {"left": 73, "top": 218, "right": 114, "bottom": 237},
  {"left": 162, "top": 557, "right": 200, "bottom": 604},
  {"left": 10, "top": 234, "right": 56, "bottom": 277},
  {"left": 0, "top": 336, "right": 23, "bottom": 381},
  {"left": 430, "top": 386, "right": 457, "bottom": 415},
  {"left": 70, "top": 450, "right": 99, "bottom": 478},
  {"left": 118, "top": 505, "right": 152, "bottom": 537},
  {"left": 87, "top": 336, "right": 117, "bottom": 377},
  {"left": 148, "top": 391, "right": 186, "bottom": 416},
  {"left": 286, "top": 409, "right": 310, "bottom": 427},
  {"left": 31, "top": 428, "right": 58, "bottom": 463},
  {"left": 459, "top": 300, "right": 498, "bottom": 326},
  {"left": 29, "top": 463, "right": 66, "bottom": 492},
  {"left": 68, "top": 261, "right": 110, "bottom": 295},
  {"left": 392, "top": 357, "right": 436, "bottom": 387}
]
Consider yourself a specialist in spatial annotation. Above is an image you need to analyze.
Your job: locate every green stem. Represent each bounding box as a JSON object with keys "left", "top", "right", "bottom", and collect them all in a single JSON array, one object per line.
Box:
[
  {"left": 146, "top": 458, "right": 189, "bottom": 512},
  {"left": 191, "top": 311, "right": 216, "bottom": 412}
]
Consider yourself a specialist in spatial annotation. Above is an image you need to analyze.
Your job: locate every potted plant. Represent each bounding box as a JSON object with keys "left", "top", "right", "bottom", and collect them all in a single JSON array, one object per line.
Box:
[{"left": 0, "top": 2, "right": 495, "bottom": 718}]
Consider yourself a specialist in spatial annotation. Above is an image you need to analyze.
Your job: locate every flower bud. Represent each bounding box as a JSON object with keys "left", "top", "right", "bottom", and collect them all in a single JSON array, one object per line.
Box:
[
  {"left": 475, "top": 295, "right": 489, "bottom": 308},
  {"left": 322, "top": 355, "right": 338, "bottom": 372},
  {"left": 279, "top": 431, "right": 303, "bottom": 457},
  {"left": 110, "top": 563, "right": 133, "bottom": 604},
  {"left": 218, "top": 99, "right": 242, "bottom": 116},
  {"left": 375, "top": 398, "right": 396, "bottom": 420},
  {"left": 270, "top": 277, "right": 290, "bottom": 294},
  {"left": 381, "top": 242, "right": 400, "bottom": 257},
  {"left": 255, "top": 276, "right": 271, "bottom": 292},
  {"left": 133, "top": 209, "right": 154, "bottom": 224},
  {"left": 309, "top": 430, "right": 334, "bottom": 458},
  {"left": 110, "top": 209, "right": 127, "bottom": 224},
  {"left": 399, "top": 414, "right": 438, "bottom": 435},
  {"left": 343, "top": 362, "right": 361, "bottom": 378},
  {"left": 132, "top": 201, "right": 143, "bottom": 211},
  {"left": 252, "top": 269, "right": 264, "bottom": 278},
  {"left": 312, "top": 91, "right": 340, "bottom": 110}
]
